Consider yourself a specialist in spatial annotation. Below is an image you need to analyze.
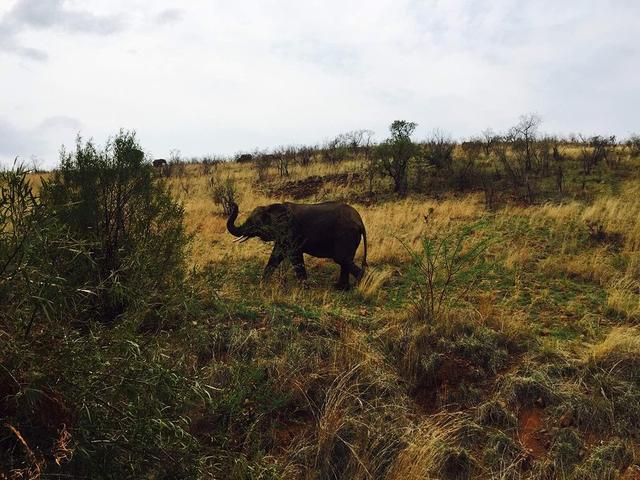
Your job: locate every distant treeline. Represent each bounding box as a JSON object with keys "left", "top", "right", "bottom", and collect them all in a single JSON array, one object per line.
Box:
[{"left": 161, "top": 115, "right": 639, "bottom": 207}]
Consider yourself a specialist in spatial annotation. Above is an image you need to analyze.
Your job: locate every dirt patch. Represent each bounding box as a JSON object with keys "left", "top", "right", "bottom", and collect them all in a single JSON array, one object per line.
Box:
[
  {"left": 411, "top": 357, "right": 480, "bottom": 414},
  {"left": 621, "top": 465, "right": 640, "bottom": 479},
  {"left": 518, "top": 407, "right": 548, "bottom": 458},
  {"left": 267, "top": 172, "right": 364, "bottom": 200},
  {"left": 269, "top": 410, "right": 313, "bottom": 452}
]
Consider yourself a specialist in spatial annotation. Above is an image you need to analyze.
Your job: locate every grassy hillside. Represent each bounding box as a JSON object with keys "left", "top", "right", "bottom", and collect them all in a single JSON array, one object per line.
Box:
[
  {"left": 172, "top": 152, "right": 640, "bottom": 478},
  {"left": 2, "top": 135, "right": 640, "bottom": 479}
]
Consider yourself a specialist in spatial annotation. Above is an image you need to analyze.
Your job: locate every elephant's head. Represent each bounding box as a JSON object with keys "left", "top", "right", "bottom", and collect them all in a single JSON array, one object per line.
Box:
[{"left": 227, "top": 202, "right": 291, "bottom": 243}]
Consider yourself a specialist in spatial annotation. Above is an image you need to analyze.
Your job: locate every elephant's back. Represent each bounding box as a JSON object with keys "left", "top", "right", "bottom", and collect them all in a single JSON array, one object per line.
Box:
[{"left": 289, "top": 202, "right": 364, "bottom": 230}]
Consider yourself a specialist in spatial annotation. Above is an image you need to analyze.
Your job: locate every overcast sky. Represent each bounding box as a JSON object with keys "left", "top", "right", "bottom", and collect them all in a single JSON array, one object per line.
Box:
[{"left": 1, "top": 0, "right": 639, "bottom": 168}]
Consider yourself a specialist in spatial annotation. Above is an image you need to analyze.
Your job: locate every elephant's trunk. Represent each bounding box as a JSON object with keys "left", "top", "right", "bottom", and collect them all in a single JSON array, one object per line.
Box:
[{"left": 226, "top": 202, "right": 245, "bottom": 237}]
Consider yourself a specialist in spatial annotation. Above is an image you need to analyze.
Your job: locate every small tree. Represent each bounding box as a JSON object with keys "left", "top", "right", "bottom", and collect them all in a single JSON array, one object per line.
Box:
[
  {"left": 535, "top": 136, "right": 554, "bottom": 176},
  {"left": 481, "top": 128, "right": 498, "bottom": 156},
  {"left": 168, "top": 149, "right": 186, "bottom": 177},
  {"left": 455, "top": 139, "right": 483, "bottom": 190},
  {"left": 297, "top": 145, "right": 314, "bottom": 167},
  {"left": 255, "top": 152, "right": 272, "bottom": 182},
  {"left": 208, "top": 175, "right": 237, "bottom": 216},
  {"left": 493, "top": 136, "right": 523, "bottom": 188},
  {"left": 509, "top": 114, "right": 541, "bottom": 171},
  {"left": 626, "top": 134, "right": 640, "bottom": 157},
  {"left": 407, "top": 223, "right": 491, "bottom": 323},
  {"left": 336, "top": 129, "right": 374, "bottom": 156},
  {"left": 376, "top": 120, "right": 419, "bottom": 196},
  {"left": 276, "top": 146, "right": 297, "bottom": 177},
  {"left": 579, "top": 135, "right": 616, "bottom": 174},
  {"left": 323, "top": 137, "right": 349, "bottom": 164},
  {"left": 201, "top": 155, "right": 222, "bottom": 175},
  {"left": 359, "top": 130, "right": 377, "bottom": 195},
  {"left": 423, "top": 129, "right": 456, "bottom": 170}
]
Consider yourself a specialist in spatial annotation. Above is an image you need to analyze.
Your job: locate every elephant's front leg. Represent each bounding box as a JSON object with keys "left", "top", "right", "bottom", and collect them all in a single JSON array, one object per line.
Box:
[
  {"left": 289, "top": 250, "right": 307, "bottom": 281},
  {"left": 263, "top": 245, "right": 285, "bottom": 281}
]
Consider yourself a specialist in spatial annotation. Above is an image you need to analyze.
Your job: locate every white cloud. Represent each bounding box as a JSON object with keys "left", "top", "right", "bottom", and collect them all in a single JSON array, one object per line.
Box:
[
  {"left": 155, "top": 8, "right": 184, "bottom": 25},
  {"left": 0, "top": 115, "right": 82, "bottom": 168},
  {"left": 1, "top": 0, "right": 638, "bottom": 167},
  {"left": 0, "top": 0, "right": 126, "bottom": 61}
]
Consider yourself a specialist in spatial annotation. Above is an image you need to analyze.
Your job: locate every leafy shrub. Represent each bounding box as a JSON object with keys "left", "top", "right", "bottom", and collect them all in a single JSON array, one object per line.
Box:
[
  {"left": 208, "top": 175, "right": 238, "bottom": 216},
  {"left": 322, "top": 136, "right": 349, "bottom": 164},
  {"left": 167, "top": 149, "right": 186, "bottom": 177},
  {"left": 579, "top": 135, "right": 616, "bottom": 174},
  {"left": 626, "top": 134, "right": 640, "bottom": 157},
  {"left": 42, "top": 131, "right": 188, "bottom": 323},
  {"left": 0, "top": 164, "right": 88, "bottom": 334},
  {"left": 422, "top": 130, "right": 456, "bottom": 170},
  {"left": 406, "top": 223, "right": 491, "bottom": 323},
  {"left": 254, "top": 153, "right": 272, "bottom": 182}
]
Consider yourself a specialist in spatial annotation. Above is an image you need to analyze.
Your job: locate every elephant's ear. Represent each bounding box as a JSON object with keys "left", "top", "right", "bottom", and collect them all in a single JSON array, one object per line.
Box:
[{"left": 263, "top": 203, "right": 291, "bottom": 225}]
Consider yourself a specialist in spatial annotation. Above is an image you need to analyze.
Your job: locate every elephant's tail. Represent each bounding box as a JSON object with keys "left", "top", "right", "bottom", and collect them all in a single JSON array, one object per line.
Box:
[{"left": 361, "top": 225, "right": 368, "bottom": 271}]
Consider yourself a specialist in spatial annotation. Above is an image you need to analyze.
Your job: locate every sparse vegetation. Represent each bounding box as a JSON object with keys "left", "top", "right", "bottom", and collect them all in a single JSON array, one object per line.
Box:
[
  {"left": 208, "top": 174, "right": 238, "bottom": 216},
  {"left": 406, "top": 222, "right": 492, "bottom": 323}
]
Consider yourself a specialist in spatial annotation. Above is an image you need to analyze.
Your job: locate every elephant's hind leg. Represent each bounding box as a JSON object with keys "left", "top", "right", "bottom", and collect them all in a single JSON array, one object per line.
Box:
[
  {"left": 347, "top": 261, "right": 363, "bottom": 281},
  {"left": 335, "top": 260, "right": 362, "bottom": 290},
  {"left": 334, "top": 230, "right": 361, "bottom": 290},
  {"left": 335, "top": 262, "right": 351, "bottom": 290}
]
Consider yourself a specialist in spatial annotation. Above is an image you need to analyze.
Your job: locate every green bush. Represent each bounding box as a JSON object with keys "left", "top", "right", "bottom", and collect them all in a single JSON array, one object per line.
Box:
[
  {"left": 42, "top": 131, "right": 188, "bottom": 323},
  {"left": 1, "top": 164, "right": 89, "bottom": 335},
  {"left": 406, "top": 223, "right": 492, "bottom": 323},
  {"left": 1, "top": 132, "right": 205, "bottom": 479}
]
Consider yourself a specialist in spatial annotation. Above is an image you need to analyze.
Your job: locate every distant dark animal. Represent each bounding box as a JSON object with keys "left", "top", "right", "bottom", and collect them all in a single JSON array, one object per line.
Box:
[
  {"left": 236, "top": 154, "right": 253, "bottom": 163},
  {"left": 153, "top": 159, "right": 167, "bottom": 168},
  {"left": 227, "top": 201, "right": 367, "bottom": 289}
]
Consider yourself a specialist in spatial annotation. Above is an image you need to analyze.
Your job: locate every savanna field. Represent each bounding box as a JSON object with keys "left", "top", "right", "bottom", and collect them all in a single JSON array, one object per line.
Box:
[{"left": 2, "top": 129, "right": 640, "bottom": 479}]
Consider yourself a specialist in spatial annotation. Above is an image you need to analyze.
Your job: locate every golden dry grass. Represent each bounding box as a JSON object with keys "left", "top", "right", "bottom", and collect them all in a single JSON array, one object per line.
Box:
[
  {"left": 386, "top": 414, "right": 466, "bottom": 480},
  {"left": 582, "top": 181, "right": 640, "bottom": 253},
  {"left": 356, "top": 267, "right": 393, "bottom": 301},
  {"left": 538, "top": 248, "right": 616, "bottom": 285},
  {"left": 606, "top": 277, "right": 640, "bottom": 321},
  {"left": 178, "top": 160, "right": 486, "bottom": 268},
  {"left": 586, "top": 326, "right": 640, "bottom": 365}
]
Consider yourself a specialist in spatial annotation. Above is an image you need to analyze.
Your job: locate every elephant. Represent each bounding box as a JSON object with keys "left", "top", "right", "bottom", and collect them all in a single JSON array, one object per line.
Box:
[
  {"left": 227, "top": 201, "right": 367, "bottom": 289},
  {"left": 152, "top": 158, "right": 167, "bottom": 168},
  {"left": 236, "top": 153, "right": 253, "bottom": 163}
]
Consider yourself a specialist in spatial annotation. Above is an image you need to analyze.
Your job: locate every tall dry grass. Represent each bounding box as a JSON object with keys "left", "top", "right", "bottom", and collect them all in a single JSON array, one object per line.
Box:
[
  {"left": 386, "top": 414, "right": 468, "bottom": 480},
  {"left": 582, "top": 181, "right": 640, "bottom": 253},
  {"left": 175, "top": 160, "right": 486, "bottom": 269}
]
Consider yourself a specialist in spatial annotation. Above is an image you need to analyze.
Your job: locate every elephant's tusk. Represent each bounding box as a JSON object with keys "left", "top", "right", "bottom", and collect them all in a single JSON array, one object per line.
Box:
[{"left": 233, "top": 236, "right": 249, "bottom": 243}]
